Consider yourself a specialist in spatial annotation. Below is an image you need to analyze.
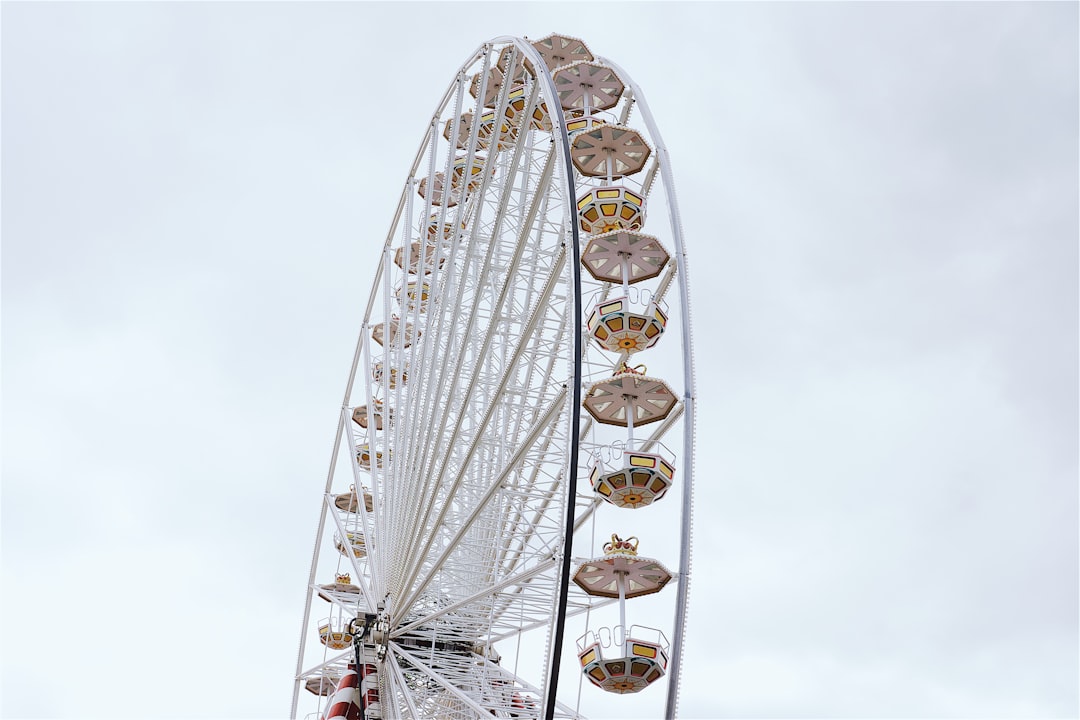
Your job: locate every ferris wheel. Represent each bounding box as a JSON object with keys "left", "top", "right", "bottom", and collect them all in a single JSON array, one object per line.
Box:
[{"left": 292, "top": 34, "right": 696, "bottom": 720}]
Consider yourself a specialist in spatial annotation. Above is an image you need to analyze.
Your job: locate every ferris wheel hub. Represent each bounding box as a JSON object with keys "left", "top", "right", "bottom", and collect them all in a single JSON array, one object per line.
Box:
[{"left": 371, "top": 615, "right": 390, "bottom": 661}]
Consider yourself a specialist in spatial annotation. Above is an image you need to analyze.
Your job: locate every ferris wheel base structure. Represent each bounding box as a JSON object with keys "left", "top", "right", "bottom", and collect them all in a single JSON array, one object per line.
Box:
[{"left": 293, "top": 33, "right": 696, "bottom": 720}]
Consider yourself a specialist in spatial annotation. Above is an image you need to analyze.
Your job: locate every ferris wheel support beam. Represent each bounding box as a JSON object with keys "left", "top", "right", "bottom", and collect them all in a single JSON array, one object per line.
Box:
[
  {"left": 406, "top": 62, "right": 544, "bottom": 492},
  {"left": 393, "top": 386, "right": 567, "bottom": 624},
  {"left": 404, "top": 136, "right": 554, "bottom": 550},
  {"left": 495, "top": 410, "right": 563, "bottom": 580},
  {"left": 403, "top": 48, "right": 504, "bottom": 431},
  {"left": 390, "top": 644, "right": 498, "bottom": 718},
  {"left": 342, "top": 409, "right": 383, "bottom": 598},
  {"left": 475, "top": 654, "right": 582, "bottom": 719},
  {"left": 489, "top": 291, "right": 568, "bottom": 586},
  {"left": 385, "top": 651, "right": 422, "bottom": 720},
  {"left": 358, "top": 320, "right": 384, "bottom": 598},
  {"left": 386, "top": 189, "right": 418, "bottom": 598},
  {"left": 598, "top": 55, "right": 697, "bottom": 720},
  {"left": 483, "top": 35, "right": 584, "bottom": 720},
  {"left": 403, "top": 307, "right": 566, "bottom": 603},
  {"left": 392, "top": 239, "right": 566, "bottom": 612},
  {"left": 488, "top": 594, "right": 617, "bottom": 643},
  {"left": 392, "top": 79, "right": 471, "bottom": 539},
  {"left": 299, "top": 648, "right": 352, "bottom": 678},
  {"left": 323, "top": 494, "right": 377, "bottom": 611},
  {"left": 394, "top": 107, "right": 545, "bottom": 589},
  {"left": 401, "top": 177, "right": 552, "bottom": 565},
  {"left": 481, "top": 301, "right": 571, "bottom": 600},
  {"left": 359, "top": 58, "right": 479, "bottom": 602},
  {"left": 393, "top": 557, "right": 557, "bottom": 637},
  {"left": 313, "top": 584, "right": 365, "bottom": 616},
  {"left": 401, "top": 111, "right": 471, "bottom": 429}
]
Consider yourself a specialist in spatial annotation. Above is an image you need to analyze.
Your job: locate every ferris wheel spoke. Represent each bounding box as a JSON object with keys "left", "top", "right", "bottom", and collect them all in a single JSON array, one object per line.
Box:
[
  {"left": 409, "top": 366, "right": 567, "bottom": 588},
  {"left": 484, "top": 576, "right": 563, "bottom": 641},
  {"left": 495, "top": 471, "right": 567, "bottom": 583},
  {"left": 473, "top": 654, "right": 579, "bottom": 720},
  {"left": 486, "top": 586, "right": 613, "bottom": 644},
  {"left": 377, "top": 172, "right": 424, "bottom": 589},
  {"left": 311, "top": 577, "right": 366, "bottom": 618},
  {"left": 393, "top": 557, "right": 556, "bottom": 637},
  {"left": 407, "top": 133, "right": 554, "bottom": 463},
  {"left": 298, "top": 647, "right": 353, "bottom": 679},
  {"left": 323, "top": 497, "right": 377, "bottom": 611},
  {"left": 403, "top": 220, "right": 555, "bottom": 515},
  {"left": 403, "top": 146, "right": 557, "bottom": 514},
  {"left": 356, "top": 333, "right": 387, "bottom": 599},
  {"left": 393, "top": 212, "right": 557, "bottom": 578},
  {"left": 384, "top": 651, "right": 423, "bottom": 720},
  {"left": 342, "top": 410, "right": 385, "bottom": 593},
  {"left": 390, "top": 643, "right": 499, "bottom": 719},
  {"left": 394, "top": 387, "right": 567, "bottom": 623},
  {"left": 392, "top": 242, "right": 568, "bottom": 597},
  {"left": 368, "top": 113, "right": 442, "bottom": 597},
  {"left": 495, "top": 471, "right": 561, "bottom": 579}
]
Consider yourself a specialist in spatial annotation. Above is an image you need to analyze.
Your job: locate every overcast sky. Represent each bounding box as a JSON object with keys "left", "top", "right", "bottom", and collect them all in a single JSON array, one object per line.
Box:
[{"left": 2, "top": 2, "right": 1077, "bottom": 719}]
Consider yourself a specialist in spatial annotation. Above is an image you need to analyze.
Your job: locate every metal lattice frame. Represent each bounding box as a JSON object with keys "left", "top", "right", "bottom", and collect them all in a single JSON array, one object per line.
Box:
[{"left": 292, "top": 35, "right": 695, "bottom": 720}]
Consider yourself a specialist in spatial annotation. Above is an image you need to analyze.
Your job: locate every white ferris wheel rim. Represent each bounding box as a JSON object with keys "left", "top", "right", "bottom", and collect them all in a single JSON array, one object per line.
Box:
[{"left": 292, "top": 34, "right": 696, "bottom": 720}]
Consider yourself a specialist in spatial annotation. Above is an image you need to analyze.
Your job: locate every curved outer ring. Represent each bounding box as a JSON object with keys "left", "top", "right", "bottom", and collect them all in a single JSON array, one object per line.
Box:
[{"left": 597, "top": 55, "right": 697, "bottom": 720}]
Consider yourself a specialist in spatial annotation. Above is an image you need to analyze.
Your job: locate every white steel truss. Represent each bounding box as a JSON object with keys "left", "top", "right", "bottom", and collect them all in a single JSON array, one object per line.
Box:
[{"left": 293, "top": 35, "right": 696, "bottom": 720}]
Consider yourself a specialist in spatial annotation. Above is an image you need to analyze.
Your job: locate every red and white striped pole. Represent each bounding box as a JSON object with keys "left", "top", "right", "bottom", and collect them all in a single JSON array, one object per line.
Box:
[
  {"left": 323, "top": 657, "right": 380, "bottom": 720},
  {"left": 323, "top": 664, "right": 361, "bottom": 720},
  {"left": 357, "top": 655, "right": 381, "bottom": 719}
]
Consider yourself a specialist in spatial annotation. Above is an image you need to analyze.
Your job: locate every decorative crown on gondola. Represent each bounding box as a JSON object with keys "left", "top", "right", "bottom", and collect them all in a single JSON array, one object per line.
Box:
[{"left": 602, "top": 534, "right": 639, "bottom": 556}]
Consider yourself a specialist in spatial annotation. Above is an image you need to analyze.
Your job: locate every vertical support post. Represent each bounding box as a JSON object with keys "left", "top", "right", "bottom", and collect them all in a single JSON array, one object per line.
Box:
[{"left": 617, "top": 571, "right": 627, "bottom": 656}]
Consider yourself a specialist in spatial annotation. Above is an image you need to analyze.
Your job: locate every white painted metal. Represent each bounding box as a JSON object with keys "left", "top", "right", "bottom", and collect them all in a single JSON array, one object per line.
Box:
[{"left": 293, "top": 36, "right": 694, "bottom": 720}]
